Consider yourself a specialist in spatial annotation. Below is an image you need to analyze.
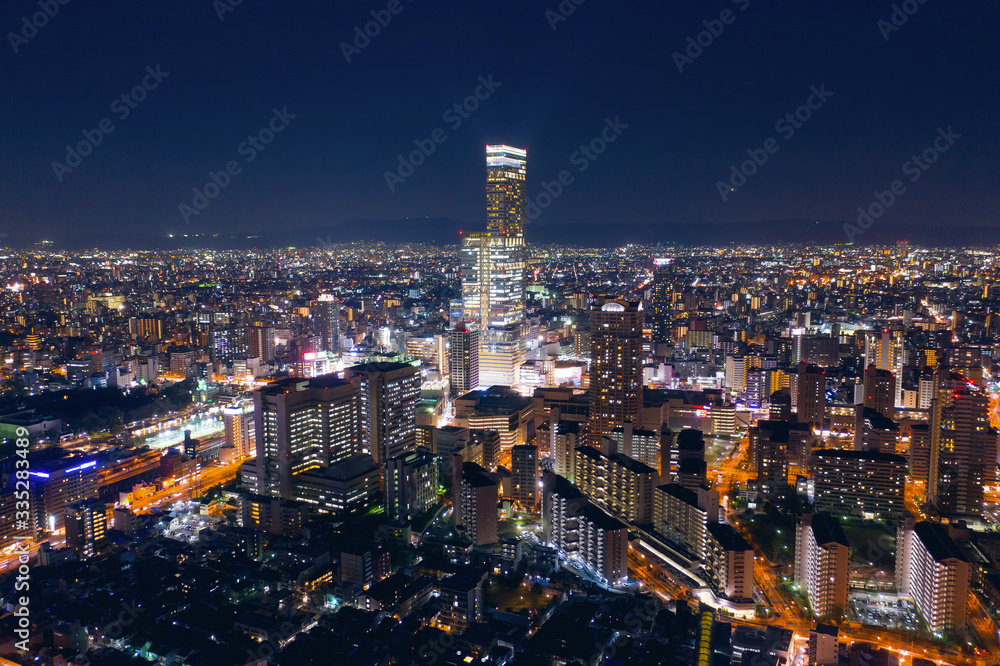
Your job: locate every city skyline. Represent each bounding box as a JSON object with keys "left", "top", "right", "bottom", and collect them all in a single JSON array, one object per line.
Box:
[{"left": 1, "top": 3, "right": 998, "bottom": 248}]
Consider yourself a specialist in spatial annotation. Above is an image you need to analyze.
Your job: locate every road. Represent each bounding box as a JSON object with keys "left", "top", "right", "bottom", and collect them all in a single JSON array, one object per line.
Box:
[{"left": 130, "top": 454, "right": 245, "bottom": 513}]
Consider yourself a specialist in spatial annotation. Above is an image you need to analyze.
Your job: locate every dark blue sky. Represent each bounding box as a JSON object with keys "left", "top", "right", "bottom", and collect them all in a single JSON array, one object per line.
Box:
[{"left": 2, "top": 0, "right": 998, "bottom": 244}]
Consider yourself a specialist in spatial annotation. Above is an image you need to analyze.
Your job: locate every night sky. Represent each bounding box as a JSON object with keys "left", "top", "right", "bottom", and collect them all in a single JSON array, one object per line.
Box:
[{"left": 2, "top": 0, "right": 998, "bottom": 246}]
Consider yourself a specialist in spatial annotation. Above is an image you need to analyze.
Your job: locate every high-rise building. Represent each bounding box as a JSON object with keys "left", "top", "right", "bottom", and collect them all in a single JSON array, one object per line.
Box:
[
  {"left": 253, "top": 375, "right": 362, "bottom": 499},
  {"left": 795, "top": 513, "right": 849, "bottom": 618},
  {"left": 477, "top": 325, "right": 525, "bottom": 387},
  {"left": 795, "top": 362, "right": 826, "bottom": 429},
  {"left": 461, "top": 233, "right": 527, "bottom": 330},
  {"left": 863, "top": 364, "right": 896, "bottom": 420},
  {"left": 649, "top": 266, "right": 672, "bottom": 344},
  {"left": 609, "top": 421, "right": 661, "bottom": 471},
  {"left": 896, "top": 516, "right": 970, "bottom": 636},
  {"left": 928, "top": 371, "right": 997, "bottom": 518},
  {"left": 589, "top": 297, "right": 644, "bottom": 439},
  {"left": 65, "top": 498, "right": 107, "bottom": 560},
  {"left": 547, "top": 418, "right": 582, "bottom": 483},
  {"left": 347, "top": 361, "right": 421, "bottom": 466},
  {"left": 652, "top": 483, "right": 717, "bottom": 560},
  {"left": 541, "top": 472, "right": 629, "bottom": 582},
  {"left": 223, "top": 401, "right": 255, "bottom": 458},
  {"left": 456, "top": 462, "right": 498, "bottom": 546},
  {"left": 459, "top": 144, "right": 528, "bottom": 333},
  {"left": 314, "top": 294, "right": 339, "bottom": 354},
  {"left": 486, "top": 144, "right": 527, "bottom": 235},
  {"left": 813, "top": 449, "right": 906, "bottom": 520},
  {"left": 705, "top": 522, "right": 754, "bottom": 602},
  {"left": 449, "top": 324, "right": 479, "bottom": 397},
  {"left": 574, "top": 446, "right": 656, "bottom": 524},
  {"left": 385, "top": 448, "right": 438, "bottom": 522},
  {"left": 246, "top": 325, "right": 275, "bottom": 362},
  {"left": 511, "top": 444, "right": 538, "bottom": 506}
]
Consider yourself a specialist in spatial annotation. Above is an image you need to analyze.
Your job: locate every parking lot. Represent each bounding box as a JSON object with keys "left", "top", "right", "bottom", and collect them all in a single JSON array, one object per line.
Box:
[{"left": 849, "top": 593, "right": 922, "bottom": 632}]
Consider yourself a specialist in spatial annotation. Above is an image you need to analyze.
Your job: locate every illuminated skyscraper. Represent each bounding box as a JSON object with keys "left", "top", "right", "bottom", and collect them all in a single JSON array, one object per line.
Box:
[
  {"left": 253, "top": 375, "right": 363, "bottom": 498},
  {"left": 347, "top": 361, "right": 421, "bottom": 466},
  {"left": 928, "top": 370, "right": 996, "bottom": 518},
  {"left": 589, "top": 296, "right": 644, "bottom": 439},
  {"left": 449, "top": 323, "right": 479, "bottom": 397},
  {"left": 486, "top": 144, "right": 526, "bottom": 235},
  {"left": 461, "top": 145, "right": 527, "bottom": 333}
]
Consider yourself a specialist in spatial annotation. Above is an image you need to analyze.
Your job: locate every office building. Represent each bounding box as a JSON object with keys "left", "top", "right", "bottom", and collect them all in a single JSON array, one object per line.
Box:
[
  {"left": 541, "top": 472, "right": 629, "bottom": 582},
  {"left": 65, "top": 498, "right": 107, "bottom": 560},
  {"left": 453, "top": 386, "right": 534, "bottom": 463},
  {"left": 477, "top": 325, "right": 525, "bottom": 387},
  {"left": 313, "top": 294, "right": 339, "bottom": 354},
  {"left": 589, "top": 296, "right": 644, "bottom": 439},
  {"left": 385, "top": 448, "right": 438, "bottom": 522},
  {"left": 928, "top": 371, "right": 997, "bottom": 518},
  {"left": 486, "top": 144, "right": 526, "bottom": 235},
  {"left": 347, "top": 361, "right": 421, "bottom": 466},
  {"left": 253, "top": 375, "right": 362, "bottom": 499},
  {"left": 896, "top": 516, "right": 970, "bottom": 635},
  {"left": 223, "top": 401, "right": 255, "bottom": 458},
  {"left": 795, "top": 513, "right": 849, "bottom": 618},
  {"left": 813, "top": 449, "right": 906, "bottom": 520},
  {"left": 449, "top": 324, "right": 479, "bottom": 396},
  {"left": 28, "top": 455, "right": 100, "bottom": 532},
  {"left": 294, "top": 453, "right": 380, "bottom": 517}
]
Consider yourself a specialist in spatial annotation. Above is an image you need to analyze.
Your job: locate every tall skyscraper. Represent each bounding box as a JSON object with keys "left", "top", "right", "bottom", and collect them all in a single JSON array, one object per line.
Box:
[
  {"left": 449, "top": 324, "right": 479, "bottom": 397},
  {"left": 589, "top": 297, "right": 644, "bottom": 439},
  {"left": 928, "top": 370, "right": 997, "bottom": 517},
  {"left": 461, "top": 233, "right": 526, "bottom": 330},
  {"left": 385, "top": 448, "right": 438, "bottom": 522},
  {"left": 314, "top": 294, "right": 339, "bottom": 354},
  {"left": 649, "top": 265, "right": 672, "bottom": 344},
  {"left": 253, "top": 375, "right": 363, "bottom": 498},
  {"left": 863, "top": 364, "right": 896, "bottom": 420},
  {"left": 796, "top": 362, "right": 826, "bottom": 429},
  {"left": 485, "top": 144, "right": 526, "bottom": 235},
  {"left": 461, "top": 145, "right": 527, "bottom": 336},
  {"left": 347, "top": 361, "right": 421, "bottom": 466}
]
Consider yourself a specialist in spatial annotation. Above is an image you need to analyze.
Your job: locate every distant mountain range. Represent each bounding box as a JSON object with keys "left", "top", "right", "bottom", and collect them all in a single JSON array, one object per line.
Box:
[{"left": 17, "top": 218, "right": 1000, "bottom": 250}]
